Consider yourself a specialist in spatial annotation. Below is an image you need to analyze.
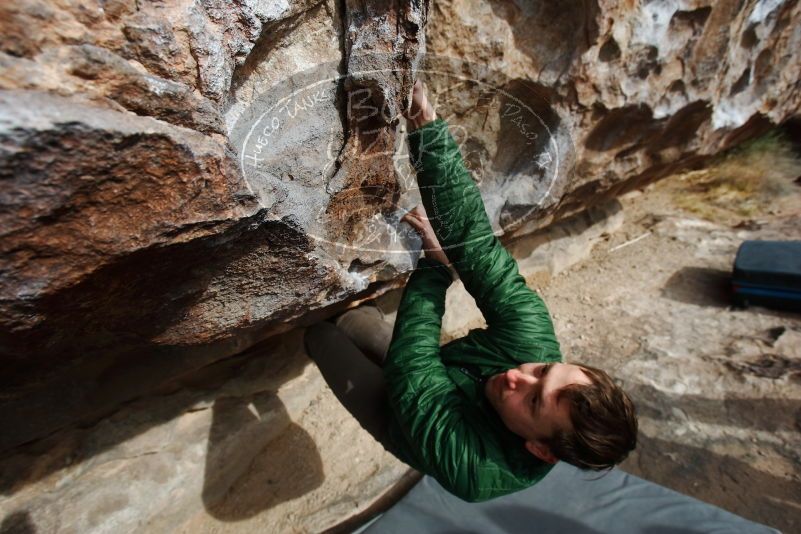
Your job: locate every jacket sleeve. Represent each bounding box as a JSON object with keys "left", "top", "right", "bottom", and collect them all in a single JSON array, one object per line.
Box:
[
  {"left": 406, "top": 118, "right": 559, "bottom": 357},
  {"left": 383, "top": 256, "right": 490, "bottom": 502}
]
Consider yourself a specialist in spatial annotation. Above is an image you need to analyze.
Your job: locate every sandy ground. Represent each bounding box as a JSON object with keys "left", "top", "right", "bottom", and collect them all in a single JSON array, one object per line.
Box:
[{"left": 537, "top": 168, "right": 801, "bottom": 532}]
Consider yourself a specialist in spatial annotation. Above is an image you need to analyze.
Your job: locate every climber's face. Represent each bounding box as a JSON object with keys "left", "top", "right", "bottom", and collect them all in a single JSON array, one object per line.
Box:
[{"left": 485, "top": 362, "right": 591, "bottom": 463}]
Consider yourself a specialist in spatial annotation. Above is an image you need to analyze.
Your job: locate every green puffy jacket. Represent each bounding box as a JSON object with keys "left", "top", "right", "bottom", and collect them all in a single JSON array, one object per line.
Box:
[{"left": 383, "top": 117, "right": 563, "bottom": 502}]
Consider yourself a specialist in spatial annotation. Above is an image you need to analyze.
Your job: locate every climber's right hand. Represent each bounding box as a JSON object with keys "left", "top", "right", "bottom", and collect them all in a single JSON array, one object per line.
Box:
[{"left": 404, "top": 80, "right": 437, "bottom": 131}]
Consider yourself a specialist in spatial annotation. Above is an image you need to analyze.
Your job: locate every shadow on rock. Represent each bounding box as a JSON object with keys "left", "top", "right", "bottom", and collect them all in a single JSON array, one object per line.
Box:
[
  {"left": 486, "top": 1, "right": 600, "bottom": 77},
  {"left": 0, "top": 214, "right": 323, "bottom": 454},
  {"left": 201, "top": 395, "right": 324, "bottom": 520},
  {"left": 661, "top": 266, "right": 732, "bottom": 307},
  {"left": 0, "top": 511, "right": 35, "bottom": 534},
  {"left": 0, "top": 330, "right": 311, "bottom": 501}
]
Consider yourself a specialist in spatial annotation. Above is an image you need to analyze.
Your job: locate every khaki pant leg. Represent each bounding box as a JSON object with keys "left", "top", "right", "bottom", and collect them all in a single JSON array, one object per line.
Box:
[{"left": 303, "top": 321, "right": 391, "bottom": 446}]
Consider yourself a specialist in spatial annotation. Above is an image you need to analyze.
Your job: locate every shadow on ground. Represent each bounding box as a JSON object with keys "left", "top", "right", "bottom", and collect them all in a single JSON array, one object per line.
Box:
[
  {"left": 623, "top": 434, "right": 799, "bottom": 533},
  {"left": 202, "top": 395, "right": 324, "bottom": 520},
  {"left": 0, "top": 328, "right": 328, "bottom": 528},
  {"left": 0, "top": 511, "right": 35, "bottom": 534},
  {"left": 661, "top": 266, "right": 732, "bottom": 307}
]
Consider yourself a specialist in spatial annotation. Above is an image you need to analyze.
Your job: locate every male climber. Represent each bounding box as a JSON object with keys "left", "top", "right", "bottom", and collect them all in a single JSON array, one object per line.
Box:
[{"left": 304, "top": 80, "right": 638, "bottom": 502}]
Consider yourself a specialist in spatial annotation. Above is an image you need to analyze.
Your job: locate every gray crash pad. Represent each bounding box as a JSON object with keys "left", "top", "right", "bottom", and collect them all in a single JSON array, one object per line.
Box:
[{"left": 358, "top": 462, "right": 777, "bottom": 533}]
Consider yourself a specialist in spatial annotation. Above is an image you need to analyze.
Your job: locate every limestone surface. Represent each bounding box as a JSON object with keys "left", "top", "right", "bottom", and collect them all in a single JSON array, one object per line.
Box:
[{"left": 0, "top": 0, "right": 799, "bottom": 531}]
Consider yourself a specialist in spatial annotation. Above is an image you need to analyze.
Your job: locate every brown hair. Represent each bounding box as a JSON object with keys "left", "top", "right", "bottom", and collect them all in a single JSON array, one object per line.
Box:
[{"left": 545, "top": 364, "right": 638, "bottom": 471}]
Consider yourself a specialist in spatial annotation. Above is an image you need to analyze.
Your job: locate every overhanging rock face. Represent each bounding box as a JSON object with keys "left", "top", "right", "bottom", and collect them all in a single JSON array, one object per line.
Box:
[
  {"left": 0, "top": 0, "right": 429, "bottom": 451},
  {"left": 423, "top": 0, "right": 801, "bottom": 233},
  {"left": 1, "top": 0, "right": 799, "bottom": 451}
]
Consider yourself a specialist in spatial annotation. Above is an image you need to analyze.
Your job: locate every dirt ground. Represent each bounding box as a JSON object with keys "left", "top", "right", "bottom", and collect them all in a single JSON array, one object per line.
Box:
[{"left": 536, "top": 139, "right": 801, "bottom": 532}]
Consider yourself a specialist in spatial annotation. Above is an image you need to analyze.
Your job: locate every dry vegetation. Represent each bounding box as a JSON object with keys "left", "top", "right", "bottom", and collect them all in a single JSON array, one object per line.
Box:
[{"left": 672, "top": 131, "right": 801, "bottom": 223}]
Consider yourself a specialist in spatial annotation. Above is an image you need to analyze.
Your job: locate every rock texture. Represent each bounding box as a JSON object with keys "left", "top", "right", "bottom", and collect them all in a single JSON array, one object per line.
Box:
[
  {"left": 423, "top": 0, "right": 801, "bottom": 227},
  {"left": 0, "top": 0, "right": 429, "bottom": 452},
  {"left": 0, "top": 329, "right": 411, "bottom": 533},
  {"left": 1, "top": 0, "right": 800, "bottom": 531}
]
